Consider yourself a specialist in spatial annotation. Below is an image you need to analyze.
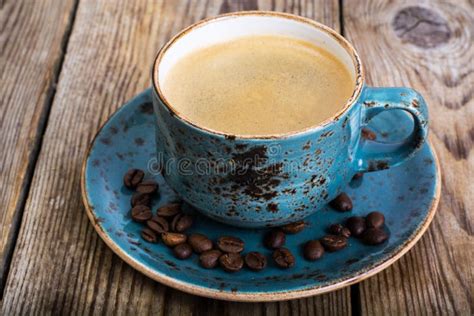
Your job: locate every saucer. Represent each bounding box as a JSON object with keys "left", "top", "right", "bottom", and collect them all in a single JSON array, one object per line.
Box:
[{"left": 81, "top": 89, "right": 440, "bottom": 301}]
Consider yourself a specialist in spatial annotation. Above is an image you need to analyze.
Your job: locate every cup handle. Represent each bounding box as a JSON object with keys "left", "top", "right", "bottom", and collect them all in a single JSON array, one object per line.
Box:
[{"left": 352, "top": 86, "right": 429, "bottom": 172}]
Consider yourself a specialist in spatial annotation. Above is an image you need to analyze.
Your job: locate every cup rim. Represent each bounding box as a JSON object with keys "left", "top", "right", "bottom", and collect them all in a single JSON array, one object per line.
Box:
[{"left": 152, "top": 11, "right": 364, "bottom": 140}]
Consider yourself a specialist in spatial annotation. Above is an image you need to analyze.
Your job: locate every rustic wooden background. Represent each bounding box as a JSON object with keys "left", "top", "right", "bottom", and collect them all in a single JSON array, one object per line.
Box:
[{"left": 1, "top": 0, "right": 472, "bottom": 314}]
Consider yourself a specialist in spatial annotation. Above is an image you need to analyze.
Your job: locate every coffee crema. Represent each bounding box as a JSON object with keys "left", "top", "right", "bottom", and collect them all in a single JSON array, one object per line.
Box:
[{"left": 162, "top": 35, "right": 354, "bottom": 136}]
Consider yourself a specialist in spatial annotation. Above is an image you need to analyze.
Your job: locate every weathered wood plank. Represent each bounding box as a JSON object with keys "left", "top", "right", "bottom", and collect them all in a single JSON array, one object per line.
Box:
[
  {"left": 0, "top": 0, "right": 77, "bottom": 291},
  {"left": 1, "top": 0, "right": 351, "bottom": 314},
  {"left": 343, "top": 1, "right": 473, "bottom": 315}
]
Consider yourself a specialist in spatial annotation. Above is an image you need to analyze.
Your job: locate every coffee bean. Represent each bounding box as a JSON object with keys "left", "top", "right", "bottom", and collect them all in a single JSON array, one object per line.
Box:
[
  {"left": 156, "top": 203, "right": 181, "bottom": 217},
  {"left": 303, "top": 240, "right": 325, "bottom": 261},
  {"left": 366, "top": 211, "right": 385, "bottom": 229},
  {"left": 188, "top": 233, "right": 213, "bottom": 254},
  {"left": 264, "top": 230, "right": 286, "bottom": 249},
  {"left": 199, "top": 249, "right": 222, "bottom": 269},
  {"left": 173, "top": 243, "right": 193, "bottom": 259},
  {"left": 171, "top": 213, "right": 193, "bottom": 232},
  {"left": 131, "top": 192, "right": 151, "bottom": 207},
  {"left": 141, "top": 227, "right": 158, "bottom": 243},
  {"left": 146, "top": 215, "right": 169, "bottom": 234},
  {"left": 217, "top": 236, "right": 244, "bottom": 253},
  {"left": 352, "top": 172, "right": 364, "bottom": 180},
  {"left": 281, "top": 221, "right": 306, "bottom": 234},
  {"left": 362, "top": 228, "right": 388, "bottom": 245},
  {"left": 328, "top": 224, "right": 351, "bottom": 238},
  {"left": 124, "top": 168, "right": 145, "bottom": 189},
  {"left": 346, "top": 216, "right": 366, "bottom": 237},
  {"left": 161, "top": 232, "right": 187, "bottom": 247},
  {"left": 272, "top": 248, "right": 295, "bottom": 268},
  {"left": 361, "top": 128, "right": 377, "bottom": 141},
  {"left": 329, "top": 192, "right": 353, "bottom": 212},
  {"left": 219, "top": 253, "right": 244, "bottom": 272},
  {"left": 244, "top": 252, "right": 267, "bottom": 271},
  {"left": 130, "top": 205, "right": 152, "bottom": 223},
  {"left": 136, "top": 179, "right": 159, "bottom": 194},
  {"left": 320, "top": 235, "right": 348, "bottom": 252}
]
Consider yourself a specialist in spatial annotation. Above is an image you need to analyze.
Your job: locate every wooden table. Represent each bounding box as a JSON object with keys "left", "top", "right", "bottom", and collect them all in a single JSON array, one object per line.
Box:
[{"left": 1, "top": 0, "right": 472, "bottom": 314}]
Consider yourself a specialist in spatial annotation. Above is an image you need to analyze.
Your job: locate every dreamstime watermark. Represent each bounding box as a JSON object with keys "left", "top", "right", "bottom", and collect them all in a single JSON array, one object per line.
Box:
[{"left": 146, "top": 144, "right": 321, "bottom": 176}]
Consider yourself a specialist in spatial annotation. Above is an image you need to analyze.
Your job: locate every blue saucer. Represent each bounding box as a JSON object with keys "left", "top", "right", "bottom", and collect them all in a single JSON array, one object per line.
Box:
[{"left": 81, "top": 89, "right": 440, "bottom": 301}]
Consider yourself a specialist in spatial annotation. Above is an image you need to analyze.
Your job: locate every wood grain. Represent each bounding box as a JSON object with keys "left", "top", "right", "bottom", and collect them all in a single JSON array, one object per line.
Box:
[
  {"left": 1, "top": 0, "right": 351, "bottom": 314},
  {"left": 344, "top": 1, "right": 473, "bottom": 315},
  {"left": 0, "top": 0, "right": 77, "bottom": 290}
]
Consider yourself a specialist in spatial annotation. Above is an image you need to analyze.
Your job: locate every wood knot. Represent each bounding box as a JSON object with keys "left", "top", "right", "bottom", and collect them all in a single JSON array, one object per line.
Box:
[{"left": 392, "top": 6, "right": 451, "bottom": 48}]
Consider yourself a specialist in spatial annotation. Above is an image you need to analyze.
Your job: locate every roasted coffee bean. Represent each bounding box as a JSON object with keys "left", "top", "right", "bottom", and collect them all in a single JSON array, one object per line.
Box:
[
  {"left": 219, "top": 253, "right": 244, "bottom": 272},
  {"left": 320, "top": 235, "right": 348, "bottom": 252},
  {"left": 124, "top": 168, "right": 145, "bottom": 189},
  {"left": 131, "top": 192, "right": 151, "bottom": 207},
  {"left": 136, "top": 179, "right": 159, "bottom": 194},
  {"left": 329, "top": 192, "right": 353, "bottom": 212},
  {"left": 328, "top": 224, "right": 351, "bottom": 238},
  {"left": 141, "top": 227, "right": 158, "bottom": 243},
  {"left": 171, "top": 213, "right": 193, "bottom": 232},
  {"left": 352, "top": 172, "right": 364, "bottom": 180},
  {"left": 361, "top": 128, "right": 377, "bottom": 141},
  {"left": 362, "top": 228, "right": 388, "bottom": 245},
  {"left": 130, "top": 205, "right": 152, "bottom": 223},
  {"left": 303, "top": 240, "right": 325, "bottom": 261},
  {"left": 346, "top": 216, "right": 366, "bottom": 237},
  {"left": 146, "top": 216, "right": 169, "bottom": 234},
  {"left": 281, "top": 221, "right": 306, "bottom": 234},
  {"left": 156, "top": 203, "right": 181, "bottom": 217},
  {"left": 161, "top": 232, "right": 187, "bottom": 247},
  {"left": 173, "top": 243, "right": 193, "bottom": 259},
  {"left": 217, "top": 236, "right": 244, "bottom": 253},
  {"left": 188, "top": 233, "right": 213, "bottom": 254},
  {"left": 244, "top": 252, "right": 267, "bottom": 271},
  {"left": 366, "top": 211, "right": 385, "bottom": 229},
  {"left": 264, "top": 230, "right": 286, "bottom": 249},
  {"left": 199, "top": 249, "right": 222, "bottom": 269},
  {"left": 272, "top": 248, "right": 295, "bottom": 268}
]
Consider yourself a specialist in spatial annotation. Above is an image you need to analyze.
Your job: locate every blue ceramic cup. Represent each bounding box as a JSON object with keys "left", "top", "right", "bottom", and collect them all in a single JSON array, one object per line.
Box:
[{"left": 151, "top": 11, "right": 428, "bottom": 228}]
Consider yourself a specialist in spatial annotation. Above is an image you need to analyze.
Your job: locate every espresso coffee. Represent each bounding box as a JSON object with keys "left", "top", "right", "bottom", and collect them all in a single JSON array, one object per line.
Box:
[{"left": 162, "top": 35, "right": 354, "bottom": 136}]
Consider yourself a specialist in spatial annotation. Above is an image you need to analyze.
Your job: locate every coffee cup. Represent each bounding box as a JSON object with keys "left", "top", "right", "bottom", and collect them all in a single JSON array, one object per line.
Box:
[{"left": 151, "top": 11, "right": 428, "bottom": 228}]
